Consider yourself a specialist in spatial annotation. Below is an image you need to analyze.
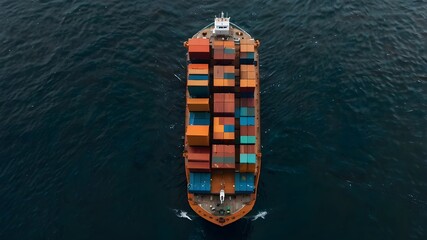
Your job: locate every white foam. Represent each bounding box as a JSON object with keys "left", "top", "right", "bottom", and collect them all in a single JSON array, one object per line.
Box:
[
  {"left": 251, "top": 211, "right": 267, "bottom": 221},
  {"left": 173, "top": 209, "right": 193, "bottom": 221}
]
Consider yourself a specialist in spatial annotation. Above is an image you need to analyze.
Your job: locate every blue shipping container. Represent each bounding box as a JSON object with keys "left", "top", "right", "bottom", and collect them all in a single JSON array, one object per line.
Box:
[
  {"left": 223, "top": 73, "right": 235, "bottom": 79},
  {"left": 235, "top": 107, "right": 240, "bottom": 118},
  {"left": 224, "top": 124, "right": 234, "bottom": 132},
  {"left": 189, "top": 172, "right": 211, "bottom": 193},
  {"left": 240, "top": 117, "right": 255, "bottom": 126},
  {"left": 189, "top": 112, "right": 210, "bottom": 125},
  {"left": 234, "top": 173, "right": 255, "bottom": 193},
  {"left": 188, "top": 74, "right": 209, "bottom": 80},
  {"left": 224, "top": 48, "right": 235, "bottom": 54}
]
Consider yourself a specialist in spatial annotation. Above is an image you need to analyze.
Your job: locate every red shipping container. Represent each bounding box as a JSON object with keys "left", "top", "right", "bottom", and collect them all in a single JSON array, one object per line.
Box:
[
  {"left": 223, "top": 145, "right": 235, "bottom": 153},
  {"left": 187, "top": 152, "right": 210, "bottom": 162},
  {"left": 213, "top": 132, "right": 224, "bottom": 140},
  {"left": 214, "top": 102, "right": 225, "bottom": 113},
  {"left": 247, "top": 145, "right": 256, "bottom": 153},
  {"left": 188, "top": 45, "right": 209, "bottom": 53},
  {"left": 240, "top": 145, "right": 256, "bottom": 154},
  {"left": 214, "top": 93, "right": 225, "bottom": 103},
  {"left": 214, "top": 48, "right": 224, "bottom": 59},
  {"left": 187, "top": 161, "right": 211, "bottom": 171},
  {"left": 222, "top": 163, "right": 235, "bottom": 169},
  {"left": 241, "top": 126, "right": 255, "bottom": 135},
  {"left": 224, "top": 93, "right": 235, "bottom": 102},
  {"left": 224, "top": 102, "right": 235, "bottom": 114},
  {"left": 188, "top": 146, "right": 210, "bottom": 154},
  {"left": 242, "top": 126, "right": 249, "bottom": 135},
  {"left": 241, "top": 98, "right": 255, "bottom": 107},
  {"left": 223, "top": 117, "right": 234, "bottom": 125}
]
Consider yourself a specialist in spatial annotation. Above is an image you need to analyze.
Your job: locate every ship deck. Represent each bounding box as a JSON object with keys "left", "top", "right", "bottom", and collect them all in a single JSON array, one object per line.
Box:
[{"left": 184, "top": 22, "right": 261, "bottom": 226}]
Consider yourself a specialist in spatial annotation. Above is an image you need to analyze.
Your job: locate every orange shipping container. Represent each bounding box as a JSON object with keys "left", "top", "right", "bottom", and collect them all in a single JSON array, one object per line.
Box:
[
  {"left": 247, "top": 163, "right": 256, "bottom": 172},
  {"left": 187, "top": 98, "right": 209, "bottom": 111},
  {"left": 189, "top": 45, "right": 209, "bottom": 53},
  {"left": 189, "top": 64, "right": 209, "bottom": 69},
  {"left": 223, "top": 132, "right": 235, "bottom": 140},
  {"left": 187, "top": 136, "right": 209, "bottom": 146},
  {"left": 187, "top": 80, "right": 208, "bottom": 86},
  {"left": 213, "top": 40, "right": 224, "bottom": 47},
  {"left": 223, "top": 40, "right": 235, "bottom": 47},
  {"left": 213, "top": 79, "right": 224, "bottom": 87},
  {"left": 188, "top": 68, "right": 209, "bottom": 75},
  {"left": 187, "top": 125, "right": 209, "bottom": 146},
  {"left": 239, "top": 163, "right": 248, "bottom": 172},
  {"left": 240, "top": 39, "right": 255, "bottom": 45}
]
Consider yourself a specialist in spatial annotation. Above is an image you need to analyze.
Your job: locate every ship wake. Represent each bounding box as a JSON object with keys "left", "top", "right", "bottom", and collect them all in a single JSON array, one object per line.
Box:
[
  {"left": 250, "top": 211, "right": 268, "bottom": 221},
  {"left": 173, "top": 209, "right": 193, "bottom": 221}
]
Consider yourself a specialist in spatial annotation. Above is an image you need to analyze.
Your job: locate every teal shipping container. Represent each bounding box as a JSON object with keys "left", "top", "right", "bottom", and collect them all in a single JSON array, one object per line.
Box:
[{"left": 240, "top": 136, "right": 256, "bottom": 144}]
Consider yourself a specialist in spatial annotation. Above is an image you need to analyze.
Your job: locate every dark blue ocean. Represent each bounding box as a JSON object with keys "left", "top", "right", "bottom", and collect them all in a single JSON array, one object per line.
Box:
[{"left": 1, "top": 0, "right": 426, "bottom": 239}]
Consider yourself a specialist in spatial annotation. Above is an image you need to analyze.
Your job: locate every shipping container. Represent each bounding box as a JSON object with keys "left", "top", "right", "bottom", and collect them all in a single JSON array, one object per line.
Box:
[
  {"left": 189, "top": 172, "right": 211, "bottom": 193},
  {"left": 188, "top": 85, "right": 209, "bottom": 98},
  {"left": 187, "top": 98, "right": 209, "bottom": 111},
  {"left": 187, "top": 125, "right": 209, "bottom": 146},
  {"left": 189, "top": 112, "right": 210, "bottom": 125},
  {"left": 212, "top": 144, "right": 235, "bottom": 169},
  {"left": 240, "top": 117, "right": 255, "bottom": 126},
  {"left": 240, "top": 136, "right": 256, "bottom": 144},
  {"left": 213, "top": 93, "right": 235, "bottom": 116},
  {"left": 188, "top": 152, "right": 210, "bottom": 162},
  {"left": 187, "top": 161, "right": 211, "bottom": 171},
  {"left": 188, "top": 38, "right": 210, "bottom": 61},
  {"left": 213, "top": 117, "right": 235, "bottom": 140},
  {"left": 234, "top": 173, "right": 255, "bottom": 193}
]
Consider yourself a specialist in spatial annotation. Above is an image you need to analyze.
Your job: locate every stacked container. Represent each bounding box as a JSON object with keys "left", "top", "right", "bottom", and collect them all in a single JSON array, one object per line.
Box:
[
  {"left": 188, "top": 64, "right": 209, "bottom": 98},
  {"left": 240, "top": 64, "right": 256, "bottom": 96},
  {"left": 188, "top": 38, "right": 210, "bottom": 62},
  {"left": 213, "top": 117, "right": 235, "bottom": 141},
  {"left": 186, "top": 38, "right": 212, "bottom": 194},
  {"left": 239, "top": 145, "right": 256, "bottom": 172},
  {"left": 239, "top": 96, "right": 256, "bottom": 145},
  {"left": 213, "top": 66, "right": 235, "bottom": 88},
  {"left": 239, "top": 39, "right": 255, "bottom": 64},
  {"left": 213, "top": 93, "right": 235, "bottom": 116},
  {"left": 187, "top": 146, "right": 211, "bottom": 171},
  {"left": 212, "top": 145, "right": 235, "bottom": 169},
  {"left": 187, "top": 125, "right": 209, "bottom": 146},
  {"left": 213, "top": 40, "right": 235, "bottom": 64},
  {"left": 187, "top": 98, "right": 209, "bottom": 111}
]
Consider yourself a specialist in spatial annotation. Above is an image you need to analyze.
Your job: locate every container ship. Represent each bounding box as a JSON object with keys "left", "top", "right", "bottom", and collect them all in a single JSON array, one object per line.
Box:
[{"left": 183, "top": 13, "right": 261, "bottom": 227}]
